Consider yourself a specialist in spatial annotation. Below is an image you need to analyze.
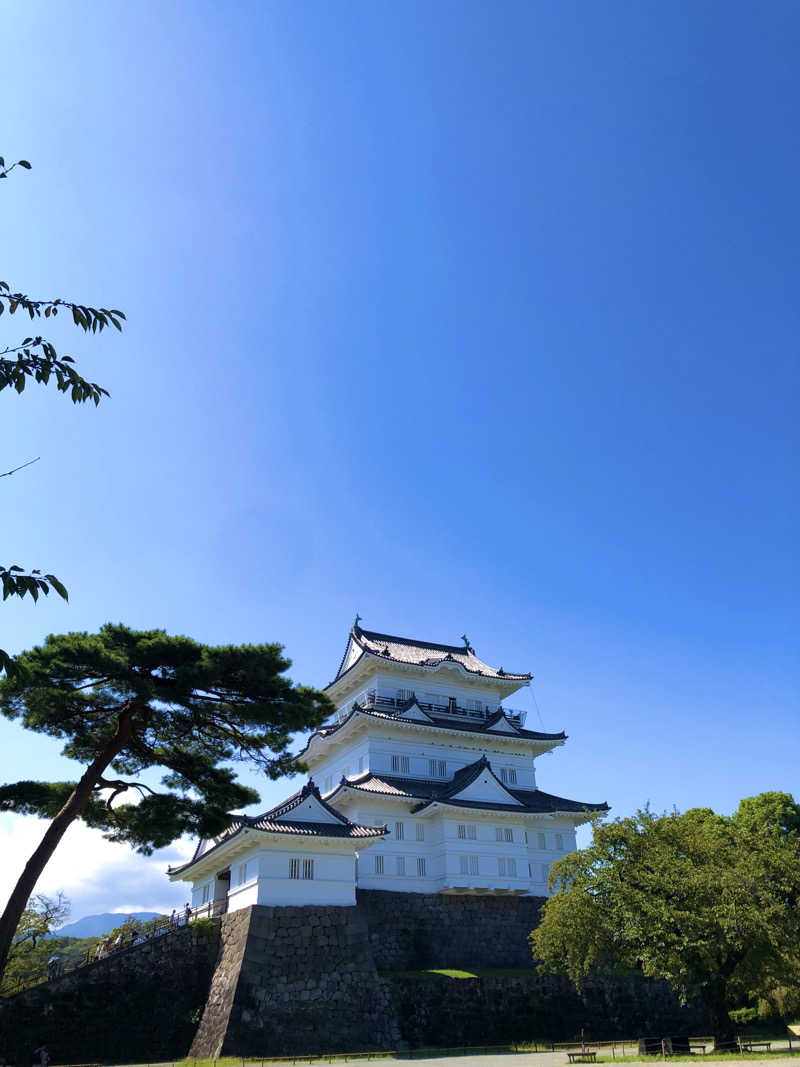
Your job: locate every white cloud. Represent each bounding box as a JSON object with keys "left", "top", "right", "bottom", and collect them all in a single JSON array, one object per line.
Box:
[{"left": 0, "top": 814, "right": 196, "bottom": 923}]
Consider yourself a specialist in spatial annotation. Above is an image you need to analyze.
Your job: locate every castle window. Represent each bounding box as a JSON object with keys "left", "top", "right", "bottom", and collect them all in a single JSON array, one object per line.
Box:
[
  {"left": 457, "top": 823, "right": 476, "bottom": 840},
  {"left": 555, "top": 832, "right": 564, "bottom": 850},
  {"left": 417, "top": 857, "right": 427, "bottom": 877},
  {"left": 302, "top": 858, "right": 314, "bottom": 880},
  {"left": 498, "top": 857, "right": 517, "bottom": 877},
  {"left": 397, "top": 688, "right": 415, "bottom": 702},
  {"left": 500, "top": 767, "right": 518, "bottom": 785},
  {"left": 537, "top": 832, "right": 547, "bottom": 850},
  {"left": 495, "top": 827, "right": 514, "bottom": 843},
  {"left": 524, "top": 830, "right": 529, "bottom": 844},
  {"left": 459, "top": 855, "right": 479, "bottom": 875},
  {"left": 415, "top": 823, "right": 425, "bottom": 842},
  {"left": 375, "top": 854, "right": 384, "bottom": 875},
  {"left": 429, "top": 759, "right": 446, "bottom": 778},
  {"left": 394, "top": 821, "right": 405, "bottom": 840},
  {"left": 396, "top": 856, "right": 406, "bottom": 876},
  {"left": 495, "top": 827, "right": 503, "bottom": 842},
  {"left": 289, "top": 858, "right": 300, "bottom": 880},
  {"left": 391, "top": 755, "right": 410, "bottom": 774}
]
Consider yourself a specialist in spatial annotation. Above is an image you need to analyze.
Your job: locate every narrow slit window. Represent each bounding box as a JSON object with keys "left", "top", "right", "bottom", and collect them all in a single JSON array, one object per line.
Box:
[
  {"left": 415, "top": 823, "right": 425, "bottom": 841},
  {"left": 395, "top": 821, "right": 404, "bottom": 840},
  {"left": 302, "top": 858, "right": 314, "bottom": 880},
  {"left": 396, "top": 856, "right": 406, "bottom": 876},
  {"left": 375, "top": 854, "right": 384, "bottom": 875},
  {"left": 417, "top": 857, "right": 426, "bottom": 877},
  {"left": 289, "top": 858, "right": 300, "bottom": 880}
]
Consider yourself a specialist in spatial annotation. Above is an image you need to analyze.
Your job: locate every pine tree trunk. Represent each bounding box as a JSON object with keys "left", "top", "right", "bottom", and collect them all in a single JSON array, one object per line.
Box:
[{"left": 0, "top": 708, "right": 135, "bottom": 979}]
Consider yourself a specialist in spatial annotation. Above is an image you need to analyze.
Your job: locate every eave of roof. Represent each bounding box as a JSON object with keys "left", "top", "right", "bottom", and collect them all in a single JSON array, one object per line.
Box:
[
  {"left": 298, "top": 704, "right": 565, "bottom": 761},
  {"left": 329, "top": 763, "right": 608, "bottom": 819},
  {"left": 167, "top": 781, "right": 387, "bottom": 878}
]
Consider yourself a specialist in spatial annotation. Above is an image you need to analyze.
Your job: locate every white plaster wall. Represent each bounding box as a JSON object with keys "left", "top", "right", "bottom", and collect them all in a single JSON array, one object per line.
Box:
[
  {"left": 255, "top": 844, "right": 358, "bottom": 906},
  {"left": 363, "top": 732, "right": 538, "bottom": 791},
  {"left": 313, "top": 736, "right": 371, "bottom": 795},
  {"left": 341, "top": 793, "right": 578, "bottom": 898},
  {"left": 525, "top": 820, "right": 577, "bottom": 893}
]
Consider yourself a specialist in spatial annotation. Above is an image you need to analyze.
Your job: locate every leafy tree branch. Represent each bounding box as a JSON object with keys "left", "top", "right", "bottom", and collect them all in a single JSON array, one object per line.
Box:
[{"left": 1, "top": 154, "right": 125, "bottom": 674}]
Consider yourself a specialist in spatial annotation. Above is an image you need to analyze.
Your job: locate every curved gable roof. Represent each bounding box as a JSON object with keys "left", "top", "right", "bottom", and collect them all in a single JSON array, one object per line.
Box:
[
  {"left": 330, "top": 758, "right": 609, "bottom": 819},
  {"left": 167, "top": 781, "right": 386, "bottom": 878},
  {"left": 298, "top": 701, "right": 565, "bottom": 762},
  {"left": 329, "top": 624, "right": 531, "bottom": 687}
]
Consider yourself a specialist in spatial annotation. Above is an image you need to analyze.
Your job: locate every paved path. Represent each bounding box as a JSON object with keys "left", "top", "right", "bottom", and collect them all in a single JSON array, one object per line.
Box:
[{"left": 109, "top": 1050, "right": 799, "bottom": 1067}]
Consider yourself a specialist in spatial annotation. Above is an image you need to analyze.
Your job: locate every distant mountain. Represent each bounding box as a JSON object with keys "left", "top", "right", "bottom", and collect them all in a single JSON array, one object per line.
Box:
[{"left": 48, "top": 911, "right": 163, "bottom": 940}]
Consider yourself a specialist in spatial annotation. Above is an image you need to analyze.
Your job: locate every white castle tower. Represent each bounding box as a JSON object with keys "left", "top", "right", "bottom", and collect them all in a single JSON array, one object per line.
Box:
[{"left": 169, "top": 621, "right": 608, "bottom": 909}]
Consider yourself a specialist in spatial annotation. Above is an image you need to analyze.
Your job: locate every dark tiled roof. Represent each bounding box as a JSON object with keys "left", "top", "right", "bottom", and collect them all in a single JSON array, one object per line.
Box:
[
  {"left": 247, "top": 818, "right": 384, "bottom": 838},
  {"left": 300, "top": 703, "right": 565, "bottom": 759},
  {"left": 263, "top": 779, "right": 350, "bottom": 823},
  {"left": 168, "top": 781, "right": 386, "bottom": 875},
  {"left": 331, "top": 625, "right": 532, "bottom": 685},
  {"left": 333, "top": 757, "right": 608, "bottom": 817}
]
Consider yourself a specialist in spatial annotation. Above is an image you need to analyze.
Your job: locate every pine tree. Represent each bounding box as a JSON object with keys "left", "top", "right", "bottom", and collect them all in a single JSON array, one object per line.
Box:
[{"left": 0, "top": 623, "right": 333, "bottom": 977}]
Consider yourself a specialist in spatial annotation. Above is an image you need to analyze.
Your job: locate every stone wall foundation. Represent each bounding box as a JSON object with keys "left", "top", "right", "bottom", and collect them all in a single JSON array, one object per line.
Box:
[{"left": 0, "top": 892, "right": 710, "bottom": 1062}]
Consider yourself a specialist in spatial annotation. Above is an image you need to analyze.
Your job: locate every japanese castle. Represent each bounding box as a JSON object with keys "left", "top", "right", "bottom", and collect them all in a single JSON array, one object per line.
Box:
[{"left": 169, "top": 622, "right": 608, "bottom": 910}]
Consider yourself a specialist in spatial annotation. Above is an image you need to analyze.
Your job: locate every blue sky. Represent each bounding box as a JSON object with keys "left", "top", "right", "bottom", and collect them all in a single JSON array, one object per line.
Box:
[{"left": 1, "top": 0, "right": 798, "bottom": 919}]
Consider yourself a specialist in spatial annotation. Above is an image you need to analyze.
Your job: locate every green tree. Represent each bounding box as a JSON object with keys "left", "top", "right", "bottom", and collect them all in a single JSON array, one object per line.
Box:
[
  {"left": 1, "top": 155, "right": 125, "bottom": 674},
  {"left": 0, "top": 623, "right": 334, "bottom": 978},
  {"left": 2, "top": 892, "right": 70, "bottom": 991},
  {"left": 732, "top": 791, "right": 800, "bottom": 836},
  {"left": 530, "top": 799, "right": 800, "bottom": 1049}
]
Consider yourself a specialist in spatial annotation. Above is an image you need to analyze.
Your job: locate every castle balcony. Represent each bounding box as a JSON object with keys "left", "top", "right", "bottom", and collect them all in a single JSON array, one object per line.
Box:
[{"left": 357, "top": 692, "right": 527, "bottom": 728}]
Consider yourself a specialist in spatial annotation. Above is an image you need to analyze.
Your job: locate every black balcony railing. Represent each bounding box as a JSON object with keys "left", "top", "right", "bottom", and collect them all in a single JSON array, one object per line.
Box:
[{"left": 358, "top": 692, "right": 525, "bottom": 727}]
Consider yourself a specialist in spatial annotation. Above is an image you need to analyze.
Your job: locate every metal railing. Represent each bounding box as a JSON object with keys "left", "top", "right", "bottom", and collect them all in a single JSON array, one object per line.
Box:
[
  {"left": 0, "top": 906, "right": 222, "bottom": 999},
  {"left": 358, "top": 693, "right": 526, "bottom": 727}
]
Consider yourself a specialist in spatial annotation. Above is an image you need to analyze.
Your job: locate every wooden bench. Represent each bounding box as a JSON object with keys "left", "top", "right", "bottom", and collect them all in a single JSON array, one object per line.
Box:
[
  {"left": 737, "top": 1038, "right": 771, "bottom": 1052},
  {"left": 788, "top": 1025, "right": 800, "bottom": 1050},
  {"left": 567, "top": 1053, "right": 597, "bottom": 1063}
]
